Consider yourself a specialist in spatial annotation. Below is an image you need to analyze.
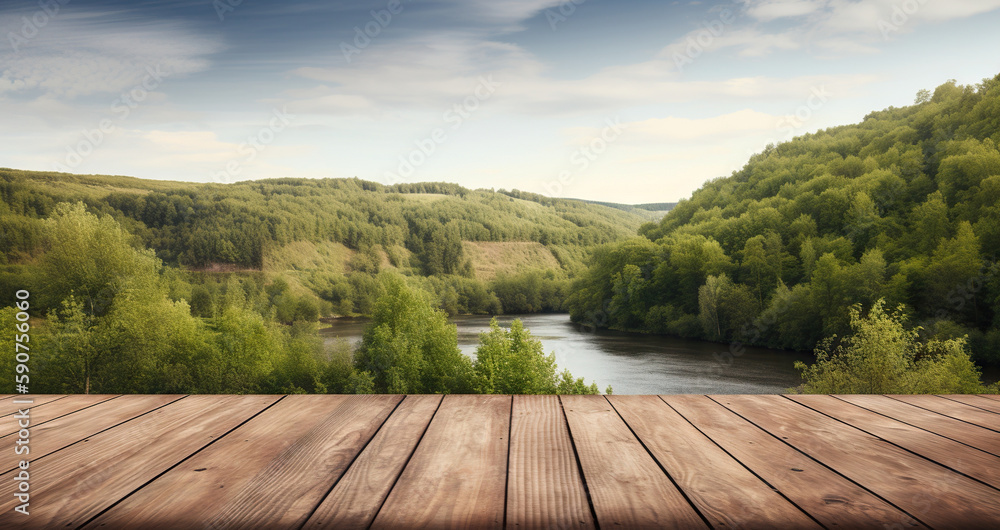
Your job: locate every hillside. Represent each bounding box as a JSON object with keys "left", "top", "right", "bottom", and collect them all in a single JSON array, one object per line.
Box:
[
  {"left": 567, "top": 74, "right": 1000, "bottom": 366},
  {"left": 0, "top": 170, "right": 650, "bottom": 315}
]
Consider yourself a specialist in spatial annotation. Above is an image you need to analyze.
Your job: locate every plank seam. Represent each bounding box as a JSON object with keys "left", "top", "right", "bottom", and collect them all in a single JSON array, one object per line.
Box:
[
  {"left": 936, "top": 394, "right": 1000, "bottom": 415},
  {"left": 705, "top": 395, "right": 929, "bottom": 529},
  {"left": 0, "top": 394, "right": 70, "bottom": 418},
  {"left": 557, "top": 394, "right": 600, "bottom": 530},
  {"left": 1, "top": 394, "right": 190, "bottom": 475},
  {"left": 604, "top": 395, "right": 712, "bottom": 529},
  {"left": 828, "top": 395, "right": 1000, "bottom": 458},
  {"left": 656, "top": 396, "right": 826, "bottom": 529},
  {"left": 0, "top": 395, "right": 122, "bottom": 440},
  {"left": 502, "top": 394, "right": 512, "bottom": 530},
  {"left": 782, "top": 395, "right": 1000, "bottom": 493},
  {"left": 75, "top": 395, "right": 287, "bottom": 530},
  {"left": 883, "top": 395, "right": 1000, "bottom": 433},
  {"left": 295, "top": 394, "right": 408, "bottom": 530},
  {"left": 366, "top": 393, "right": 445, "bottom": 530}
]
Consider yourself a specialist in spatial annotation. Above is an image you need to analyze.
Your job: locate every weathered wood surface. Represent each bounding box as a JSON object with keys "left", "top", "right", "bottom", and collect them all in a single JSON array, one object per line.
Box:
[{"left": 4, "top": 393, "right": 999, "bottom": 529}]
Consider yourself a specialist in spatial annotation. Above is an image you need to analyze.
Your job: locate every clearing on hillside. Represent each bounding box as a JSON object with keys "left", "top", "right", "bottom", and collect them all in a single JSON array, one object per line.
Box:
[{"left": 462, "top": 241, "right": 561, "bottom": 280}]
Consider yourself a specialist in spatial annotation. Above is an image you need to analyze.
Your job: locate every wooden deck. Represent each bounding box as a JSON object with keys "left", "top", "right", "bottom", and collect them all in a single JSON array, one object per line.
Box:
[{"left": 3, "top": 394, "right": 999, "bottom": 529}]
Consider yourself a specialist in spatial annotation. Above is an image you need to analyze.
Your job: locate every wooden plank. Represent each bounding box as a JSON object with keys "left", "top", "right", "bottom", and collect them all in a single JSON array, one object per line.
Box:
[
  {"left": 304, "top": 395, "right": 442, "bottom": 530},
  {"left": 662, "top": 395, "right": 922, "bottom": 529},
  {"left": 788, "top": 394, "right": 1000, "bottom": 489},
  {"left": 889, "top": 395, "right": 1000, "bottom": 432},
  {"left": 505, "top": 395, "right": 595, "bottom": 530},
  {"left": 940, "top": 394, "right": 1000, "bottom": 414},
  {"left": 836, "top": 394, "right": 1000, "bottom": 456},
  {"left": 371, "top": 394, "right": 510, "bottom": 530},
  {"left": 561, "top": 394, "right": 705, "bottom": 529},
  {"left": 980, "top": 394, "right": 1000, "bottom": 401},
  {"left": 610, "top": 395, "right": 819, "bottom": 528},
  {"left": 713, "top": 394, "right": 1000, "bottom": 528},
  {"left": 0, "top": 394, "right": 278, "bottom": 529},
  {"left": 0, "top": 394, "right": 116, "bottom": 437},
  {"left": 0, "top": 395, "right": 65, "bottom": 416},
  {"left": 90, "top": 394, "right": 401, "bottom": 529},
  {"left": 0, "top": 394, "right": 183, "bottom": 474}
]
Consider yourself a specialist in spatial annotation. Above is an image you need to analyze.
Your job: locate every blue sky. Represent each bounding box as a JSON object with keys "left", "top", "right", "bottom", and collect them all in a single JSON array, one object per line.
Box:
[{"left": 2, "top": 0, "right": 1000, "bottom": 203}]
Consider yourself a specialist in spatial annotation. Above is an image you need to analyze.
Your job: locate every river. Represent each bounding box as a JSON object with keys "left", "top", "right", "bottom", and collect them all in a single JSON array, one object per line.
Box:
[{"left": 320, "top": 313, "right": 816, "bottom": 394}]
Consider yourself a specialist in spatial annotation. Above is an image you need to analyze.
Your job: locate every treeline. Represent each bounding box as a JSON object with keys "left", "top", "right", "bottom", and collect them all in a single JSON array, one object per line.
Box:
[
  {"left": 0, "top": 172, "right": 644, "bottom": 271},
  {"left": 0, "top": 204, "right": 601, "bottom": 395},
  {"left": 567, "top": 74, "right": 1000, "bottom": 366},
  {"left": 1, "top": 170, "right": 648, "bottom": 318}
]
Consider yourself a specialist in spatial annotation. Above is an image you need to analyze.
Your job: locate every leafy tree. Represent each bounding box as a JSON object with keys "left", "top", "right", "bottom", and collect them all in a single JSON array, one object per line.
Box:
[
  {"left": 794, "top": 299, "right": 994, "bottom": 394},
  {"left": 38, "top": 202, "right": 160, "bottom": 316},
  {"left": 354, "top": 274, "right": 473, "bottom": 393},
  {"left": 473, "top": 318, "right": 599, "bottom": 394}
]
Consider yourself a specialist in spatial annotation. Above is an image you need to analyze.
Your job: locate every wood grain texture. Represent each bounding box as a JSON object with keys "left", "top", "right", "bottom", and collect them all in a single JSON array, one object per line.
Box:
[
  {"left": 980, "top": 393, "right": 1000, "bottom": 401},
  {"left": 713, "top": 394, "right": 1000, "bottom": 528},
  {"left": 303, "top": 394, "right": 442, "bottom": 530},
  {"left": 889, "top": 394, "right": 1000, "bottom": 432},
  {"left": 0, "top": 394, "right": 278, "bottom": 529},
  {"left": 611, "top": 394, "right": 819, "bottom": 529},
  {"left": 89, "top": 394, "right": 401, "bottom": 530},
  {"left": 0, "top": 394, "right": 182, "bottom": 474},
  {"left": 662, "top": 394, "right": 923, "bottom": 529},
  {"left": 0, "top": 394, "right": 116, "bottom": 437},
  {"left": 939, "top": 394, "right": 1000, "bottom": 414},
  {"left": 562, "top": 395, "right": 705, "bottom": 530},
  {"left": 505, "top": 395, "right": 595, "bottom": 530},
  {"left": 0, "top": 395, "right": 65, "bottom": 416},
  {"left": 371, "top": 394, "right": 511, "bottom": 530},
  {"left": 788, "top": 394, "right": 1000, "bottom": 489},
  {"left": 834, "top": 394, "right": 1000, "bottom": 456}
]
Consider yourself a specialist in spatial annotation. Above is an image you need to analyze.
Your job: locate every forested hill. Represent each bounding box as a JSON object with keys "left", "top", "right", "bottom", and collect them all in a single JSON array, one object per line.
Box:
[
  {"left": 1, "top": 170, "right": 652, "bottom": 315},
  {"left": 567, "top": 74, "right": 1000, "bottom": 366}
]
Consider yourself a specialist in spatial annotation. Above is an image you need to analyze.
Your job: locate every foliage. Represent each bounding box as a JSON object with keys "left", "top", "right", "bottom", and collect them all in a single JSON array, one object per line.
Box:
[
  {"left": 794, "top": 300, "right": 995, "bottom": 394},
  {"left": 567, "top": 74, "right": 1000, "bottom": 367},
  {"left": 473, "top": 318, "right": 599, "bottom": 394},
  {"left": 353, "top": 274, "right": 474, "bottom": 394}
]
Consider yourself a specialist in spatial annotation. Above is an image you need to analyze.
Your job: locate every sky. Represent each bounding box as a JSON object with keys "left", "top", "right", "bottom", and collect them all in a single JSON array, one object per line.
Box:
[{"left": 1, "top": 0, "right": 999, "bottom": 203}]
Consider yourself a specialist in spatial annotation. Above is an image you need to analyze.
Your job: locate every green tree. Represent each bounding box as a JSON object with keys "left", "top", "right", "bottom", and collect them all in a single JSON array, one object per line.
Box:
[
  {"left": 38, "top": 202, "right": 160, "bottom": 316},
  {"left": 473, "top": 318, "right": 599, "bottom": 394},
  {"left": 794, "top": 299, "right": 994, "bottom": 394},
  {"left": 354, "top": 274, "right": 473, "bottom": 393}
]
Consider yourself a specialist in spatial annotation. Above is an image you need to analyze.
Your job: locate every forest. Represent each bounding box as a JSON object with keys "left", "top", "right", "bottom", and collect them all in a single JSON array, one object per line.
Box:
[
  {"left": 1, "top": 171, "right": 653, "bottom": 317},
  {"left": 3, "top": 74, "right": 1000, "bottom": 394},
  {"left": 1, "top": 173, "right": 640, "bottom": 394},
  {"left": 566, "top": 75, "right": 1000, "bottom": 374}
]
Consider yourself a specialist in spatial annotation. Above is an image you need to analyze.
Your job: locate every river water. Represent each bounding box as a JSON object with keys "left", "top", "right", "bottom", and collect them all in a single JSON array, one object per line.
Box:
[{"left": 320, "top": 313, "right": 816, "bottom": 394}]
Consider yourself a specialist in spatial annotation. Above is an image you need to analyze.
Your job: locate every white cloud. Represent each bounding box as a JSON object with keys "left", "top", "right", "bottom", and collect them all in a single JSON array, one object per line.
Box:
[
  {"left": 747, "top": 0, "right": 825, "bottom": 21},
  {"left": 608, "top": 109, "right": 781, "bottom": 141},
  {"left": 0, "top": 12, "right": 221, "bottom": 98}
]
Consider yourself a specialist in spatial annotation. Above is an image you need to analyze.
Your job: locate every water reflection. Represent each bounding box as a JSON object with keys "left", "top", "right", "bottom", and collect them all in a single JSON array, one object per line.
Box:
[{"left": 321, "top": 313, "right": 817, "bottom": 394}]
